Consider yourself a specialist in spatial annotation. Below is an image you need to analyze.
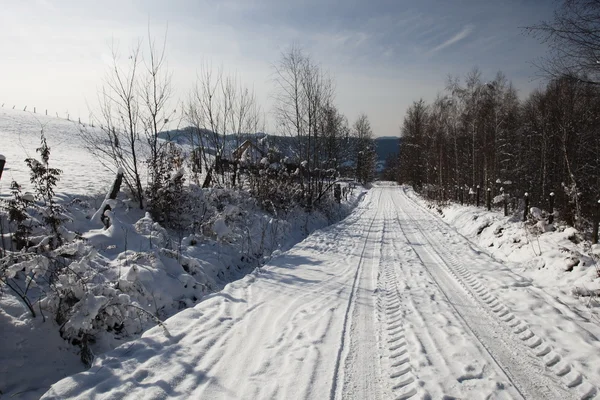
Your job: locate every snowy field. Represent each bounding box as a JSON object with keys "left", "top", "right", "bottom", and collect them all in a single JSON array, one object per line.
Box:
[
  {"left": 0, "top": 108, "right": 114, "bottom": 198},
  {"left": 41, "top": 186, "right": 600, "bottom": 400}
]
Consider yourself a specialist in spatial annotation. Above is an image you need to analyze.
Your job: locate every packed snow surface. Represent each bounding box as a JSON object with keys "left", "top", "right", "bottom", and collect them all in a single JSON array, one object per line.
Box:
[{"left": 43, "top": 185, "right": 600, "bottom": 400}]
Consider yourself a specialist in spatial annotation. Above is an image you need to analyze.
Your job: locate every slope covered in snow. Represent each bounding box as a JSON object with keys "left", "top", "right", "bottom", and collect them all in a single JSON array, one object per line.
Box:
[
  {"left": 0, "top": 108, "right": 113, "bottom": 197},
  {"left": 42, "top": 185, "right": 600, "bottom": 400}
]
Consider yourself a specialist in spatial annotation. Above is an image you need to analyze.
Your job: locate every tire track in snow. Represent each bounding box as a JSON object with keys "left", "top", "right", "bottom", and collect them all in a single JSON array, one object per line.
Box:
[
  {"left": 383, "top": 199, "right": 505, "bottom": 399},
  {"left": 174, "top": 193, "right": 380, "bottom": 400},
  {"left": 340, "top": 204, "right": 385, "bottom": 399},
  {"left": 331, "top": 189, "right": 384, "bottom": 400},
  {"left": 392, "top": 188, "right": 579, "bottom": 399},
  {"left": 399, "top": 188, "right": 599, "bottom": 400},
  {"left": 376, "top": 206, "right": 420, "bottom": 400}
]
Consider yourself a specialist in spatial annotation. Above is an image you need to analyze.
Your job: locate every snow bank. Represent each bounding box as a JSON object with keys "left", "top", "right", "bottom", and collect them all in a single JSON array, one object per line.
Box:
[{"left": 405, "top": 185, "right": 600, "bottom": 309}]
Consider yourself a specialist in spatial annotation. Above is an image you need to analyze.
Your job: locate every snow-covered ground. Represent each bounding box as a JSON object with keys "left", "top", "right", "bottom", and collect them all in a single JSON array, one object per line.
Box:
[
  {"left": 0, "top": 107, "right": 365, "bottom": 399},
  {"left": 426, "top": 194, "right": 600, "bottom": 298},
  {"left": 0, "top": 108, "right": 113, "bottom": 198},
  {"left": 41, "top": 185, "right": 600, "bottom": 400},
  {"left": 3, "top": 106, "right": 600, "bottom": 399}
]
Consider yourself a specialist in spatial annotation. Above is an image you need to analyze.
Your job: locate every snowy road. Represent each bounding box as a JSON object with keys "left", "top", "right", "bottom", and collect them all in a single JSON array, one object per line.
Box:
[{"left": 43, "top": 186, "right": 598, "bottom": 400}]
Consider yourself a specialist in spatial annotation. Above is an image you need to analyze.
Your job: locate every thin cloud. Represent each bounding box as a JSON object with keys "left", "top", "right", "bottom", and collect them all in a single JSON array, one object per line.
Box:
[{"left": 429, "top": 24, "right": 474, "bottom": 54}]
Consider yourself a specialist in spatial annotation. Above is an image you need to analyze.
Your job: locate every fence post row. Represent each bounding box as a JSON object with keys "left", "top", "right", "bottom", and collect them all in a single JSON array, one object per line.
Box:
[{"left": 1, "top": 103, "right": 94, "bottom": 126}]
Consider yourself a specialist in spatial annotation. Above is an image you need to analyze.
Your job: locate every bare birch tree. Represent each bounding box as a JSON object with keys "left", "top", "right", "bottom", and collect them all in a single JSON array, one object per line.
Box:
[
  {"left": 525, "top": 0, "right": 600, "bottom": 85},
  {"left": 81, "top": 41, "right": 146, "bottom": 208}
]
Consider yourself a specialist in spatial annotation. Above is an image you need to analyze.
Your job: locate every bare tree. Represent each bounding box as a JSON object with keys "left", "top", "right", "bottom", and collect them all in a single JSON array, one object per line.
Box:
[
  {"left": 81, "top": 41, "right": 146, "bottom": 208},
  {"left": 186, "top": 65, "right": 263, "bottom": 187},
  {"left": 141, "top": 27, "right": 176, "bottom": 208},
  {"left": 353, "top": 114, "right": 376, "bottom": 184},
  {"left": 80, "top": 29, "right": 175, "bottom": 211},
  {"left": 398, "top": 100, "right": 428, "bottom": 187},
  {"left": 273, "top": 45, "right": 308, "bottom": 161},
  {"left": 273, "top": 46, "right": 340, "bottom": 205},
  {"left": 526, "top": 0, "right": 600, "bottom": 84}
]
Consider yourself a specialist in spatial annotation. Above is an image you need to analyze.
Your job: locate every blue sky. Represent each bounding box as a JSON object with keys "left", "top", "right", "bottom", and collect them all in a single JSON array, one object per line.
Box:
[{"left": 0, "top": 0, "right": 554, "bottom": 137}]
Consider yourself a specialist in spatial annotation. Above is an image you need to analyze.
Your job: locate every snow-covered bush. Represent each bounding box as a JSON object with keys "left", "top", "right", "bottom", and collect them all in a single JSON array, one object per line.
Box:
[
  {"left": 0, "top": 135, "right": 157, "bottom": 366},
  {"left": 146, "top": 143, "right": 186, "bottom": 229},
  {"left": 5, "top": 181, "right": 32, "bottom": 250},
  {"left": 25, "top": 133, "right": 65, "bottom": 248}
]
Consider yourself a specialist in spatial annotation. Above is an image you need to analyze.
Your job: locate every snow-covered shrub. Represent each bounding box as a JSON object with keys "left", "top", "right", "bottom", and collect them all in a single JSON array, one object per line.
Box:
[
  {"left": 246, "top": 164, "right": 303, "bottom": 212},
  {"left": 134, "top": 212, "right": 170, "bottom": 249},
  {"left": 146, "top": 142, "right": 186, "bottom": 229},
  {"left": 5, "top": 181, "right": 32, "bottom": 250},
  {"left": 0, "top": 134, "right": 70, "bottom": 315},
  {"left": 25, "top": 132, "right": 65, "bottom": 248}
]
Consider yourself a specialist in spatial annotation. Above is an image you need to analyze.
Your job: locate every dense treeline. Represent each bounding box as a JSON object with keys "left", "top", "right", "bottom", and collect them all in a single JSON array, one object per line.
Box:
[
  {"left": 398, "top": 0, "right": 600, "bottom": 231},
  {"left": 398, "top": 69, "right": 600, "bottom": 228}
]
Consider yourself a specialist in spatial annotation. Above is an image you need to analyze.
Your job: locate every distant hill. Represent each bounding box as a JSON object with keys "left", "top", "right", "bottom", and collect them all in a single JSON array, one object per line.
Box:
[
  {"left": 160, "top": 127, "right": 400, "bottom": 164},
  {"left": 374, "top": 137, "right": 399, "bottom": 162}
]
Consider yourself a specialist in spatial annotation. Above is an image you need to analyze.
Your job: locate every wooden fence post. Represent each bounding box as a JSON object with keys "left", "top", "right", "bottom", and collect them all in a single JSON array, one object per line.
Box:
[
  {"left": 548, "top": 192, "right": 555, "bottom": 225},
  {"left": 101, "top": 170, "right": 124, "bottom": 229},
  {"left": 523, "top": 192, "right": 529, "bottom": 222},
  {"left": 500, "top": 187, "right": 508, "bottom": 216},
  {"left": 334, "top": 184, "right": 341, "bottom": 203},
  {"left": 593, "top": 199, "right": 600, "bottom": 244},
  {"left": 0, "top": 154, "right": 5, "bottom": 181},
  {"left": 486, "top": 187, "right": 491, "bottom": 211},
  {"left": 476, "top": 185, "right": 481, "bottom": 207}
]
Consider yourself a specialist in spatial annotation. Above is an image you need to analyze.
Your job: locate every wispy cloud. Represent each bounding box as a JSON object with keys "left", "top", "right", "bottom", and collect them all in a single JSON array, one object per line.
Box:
[
  {"left": 0, "top": 0, "right": 555, "bottom": 137},
  {"left": 428, "top": 24, "right": 474, "bottom": 54}
]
